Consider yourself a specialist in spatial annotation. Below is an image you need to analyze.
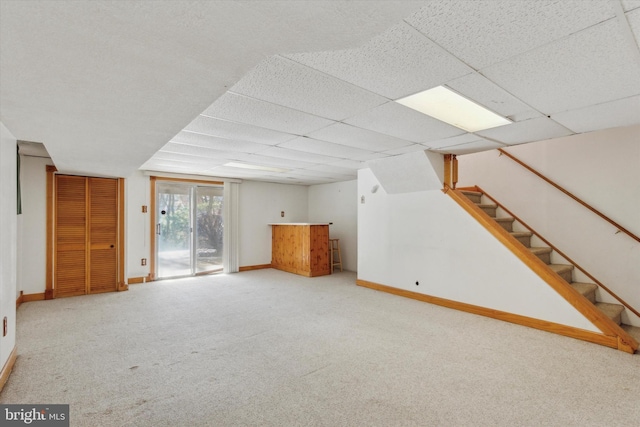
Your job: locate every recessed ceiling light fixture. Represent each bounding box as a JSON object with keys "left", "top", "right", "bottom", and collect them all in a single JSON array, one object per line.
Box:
[
  {"left": 224, "top": 162, "right": 289, "bottom": 173},
  {"left": 396, "top": 85, "right": 512, "bottom": 133}
]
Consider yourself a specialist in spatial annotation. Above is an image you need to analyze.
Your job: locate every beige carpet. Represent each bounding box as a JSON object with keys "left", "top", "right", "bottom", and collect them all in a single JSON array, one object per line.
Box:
[{"left": 2, "top": 269, "right": 639, "bottom": 426}]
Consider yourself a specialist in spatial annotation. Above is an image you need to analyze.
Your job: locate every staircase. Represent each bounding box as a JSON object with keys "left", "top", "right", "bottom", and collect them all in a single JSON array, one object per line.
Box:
[{"left": 460, "top": 189, "right": 640, "bottom": 344}]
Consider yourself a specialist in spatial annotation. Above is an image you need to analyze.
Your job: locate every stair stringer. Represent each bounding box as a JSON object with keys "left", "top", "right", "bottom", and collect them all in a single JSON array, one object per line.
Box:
[
  {"left": 448, "top": 187, "right": 638, "bottom": 353},
  {"left": 357, "top": 168, "right": 625, "bottom": 351}
]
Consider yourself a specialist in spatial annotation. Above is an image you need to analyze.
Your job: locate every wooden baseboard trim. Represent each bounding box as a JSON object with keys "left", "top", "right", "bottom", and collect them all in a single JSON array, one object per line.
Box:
[
  {"left": 0, "top": 346, "right": 17, "bottom": 393},
  {"left": 356, "top": 279, "right": 618, "bottom": 350},
  {"left": 16, "top": 291, "right": 23, "bottom": 309},
  {"left": 127, "top": 275, "right": 152, "bottom": 284},
  {"left": 239, "top": 264, "right": 272, "bottom": 272},
  {"left": 23, "top": 292, "right": 46, "bottom": 303}
]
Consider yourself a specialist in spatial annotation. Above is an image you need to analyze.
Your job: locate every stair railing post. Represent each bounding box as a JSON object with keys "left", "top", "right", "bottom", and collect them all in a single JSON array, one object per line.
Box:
[
  {"left": 443, "top": 154, "right": 452, "bottom": 191},
  {"left": 452, "top": 154, "right": 458, "bottom": 190}
]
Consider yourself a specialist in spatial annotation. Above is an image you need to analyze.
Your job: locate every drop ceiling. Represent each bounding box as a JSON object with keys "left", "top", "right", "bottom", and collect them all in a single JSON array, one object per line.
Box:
[{"left": 2, "top": 1, "right": 640, "bottom": 185}]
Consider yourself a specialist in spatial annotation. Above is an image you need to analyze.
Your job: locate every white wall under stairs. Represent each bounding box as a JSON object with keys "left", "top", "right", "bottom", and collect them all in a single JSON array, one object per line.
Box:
[
  {"left": 358, "top": 167, "right": 601, "bottom": 333},
  {"left": 458, "top": 125, "right": 640, "bottom": 326}
]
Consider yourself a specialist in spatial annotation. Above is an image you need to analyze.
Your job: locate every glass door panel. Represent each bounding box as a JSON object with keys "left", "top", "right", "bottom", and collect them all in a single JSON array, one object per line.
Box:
[
  {"left": 156, "top": 182, "right": 224, "bottom": 279},
  {"left": 157, "top": 182, "right": 192, "bottom": 278},
  {"left": 195, "top": 186, "right": 224, "bottom": 273}
]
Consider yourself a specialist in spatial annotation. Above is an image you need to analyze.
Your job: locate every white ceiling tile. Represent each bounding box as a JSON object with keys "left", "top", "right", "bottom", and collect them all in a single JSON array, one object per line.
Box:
[
  {"left": 551, "top": 95, "right": 640, "bottom": 133},
  {"left": 622, "top": 0, "right": 640, "bottom": 12},
  {"left": 185, "top": 115, "right": 296, "bottom": 145},
  {"left": 171, "top": 131, "right": 271, "bottom": 154},
  {"left": 351, "top": 151, "right": 392, "bottom": 162},
  {"left": 266, "top": 177, "right": 320, "bottom": 185},
  {"left": 405, "top": 0, "right": 615, "bottom": 69},
  {"left": 481, "top": 19, "right": 640, "bottom": 115},
  {"left": 152, "top": 152, "right": 227, "bottom": 165},
  {"left": 381, "top": 144, "right": 428, "bottom": 156},
  {"left": 279, "top": 136, "right": 379, "bottom": 159},
  {"left": 627, "top": 8, "right": 640, "bottom": 44},
  {"left": 432, "top": 140, "right": 503, "bottom": 156},
  {"left": 140, "top": 155, "right": 221, "bottom": 170},
  {"left": 506, "top": 110, "right": 545, "bottom": 122},
  {"left": 344, "top": 101, "right": 464, "bottom": 144},
  {"left": 143, "top": 164, "right": 206, "bottom": 174},
  {"left": 238, "top": 154, "right": 319, "bottom": 169},
  {"left": 229, "top": 55, "right": 387, "bottom": 121},
  {"left": 202, "top": 92, "right": 334, "bottom": 135},
  {"left": 445, "top": 73, "right": 541, "bottom": 119},
  {"left": 206, "top": 166, "right": 278, "bottom": 178},
  {"left": 287, "top": 168, "right": 355, "bottom": 180},
  {"left": 257, "top": 146, "right": 342, "bottom": 164},
  {"left": 306, "top": 122, "right": 413, "bottom": 152},
  {"left": 425, "top": 133, "right": 487, "bottom": 149},
  {"left": 476, "top": 117, "right": 573, "bottom": 144},
  {"left": 159, "top": 142, "right": 236, "bottom": 158},
  {"left": 328, "top": 159, "right": 369, "bottom": 170},
  {"left": 285, "top": 22, "right": 473, "bottom": 99},
  {"left": 307, "top": 163, "right": 358, "bottom": 175}
]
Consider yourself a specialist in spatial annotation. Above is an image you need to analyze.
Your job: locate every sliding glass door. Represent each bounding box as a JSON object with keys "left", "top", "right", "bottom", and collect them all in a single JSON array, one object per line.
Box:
[
  {"left": 195, "top": 186, "right": 224, "bottom": 273},
  {"left": 156, "top": 182, "right": 223, "bottom": 279}
]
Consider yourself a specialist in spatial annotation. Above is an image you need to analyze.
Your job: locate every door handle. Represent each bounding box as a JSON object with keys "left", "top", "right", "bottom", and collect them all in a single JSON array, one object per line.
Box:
[{"left": 156, "top": 223, "right": 161, "bottom": 236}]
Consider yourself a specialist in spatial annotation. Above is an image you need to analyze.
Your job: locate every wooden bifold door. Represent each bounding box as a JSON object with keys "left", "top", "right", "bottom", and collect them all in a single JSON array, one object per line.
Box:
[{"left": 54, "top": 175, "right": 120, "bottom": 297}]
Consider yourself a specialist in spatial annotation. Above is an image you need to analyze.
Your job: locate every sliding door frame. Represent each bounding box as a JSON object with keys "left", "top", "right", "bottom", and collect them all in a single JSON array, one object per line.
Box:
[{"left": 149, "top": 176, "right": 224, "bottom": 281}]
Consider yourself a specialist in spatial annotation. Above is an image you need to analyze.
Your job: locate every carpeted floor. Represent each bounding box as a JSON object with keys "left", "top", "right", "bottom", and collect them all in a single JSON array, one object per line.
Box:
[{"left": 2, "top": 269, "right": 639, "bottom": 426}]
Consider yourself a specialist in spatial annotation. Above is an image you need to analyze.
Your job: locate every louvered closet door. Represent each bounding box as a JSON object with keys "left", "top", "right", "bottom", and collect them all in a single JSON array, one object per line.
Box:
[
  {"left": 88, "top": 178, "right": 118, "bottom": 294},
  {"left": 55, "top": 175, "right": 88, "bottom": 297},
  {"left": 55, "top": 175, "right": 118, "bottom": 297}
]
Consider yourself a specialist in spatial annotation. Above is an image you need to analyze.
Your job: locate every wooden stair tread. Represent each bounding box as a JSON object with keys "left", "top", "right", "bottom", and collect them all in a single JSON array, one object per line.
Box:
[
  {"left": 494, "top": 217, "right": 515, "bottom": 223},
  {"left": 461, "top": 190, "right": 482, "bottom": 197},
  {"left": 548, "top": 264, "right": 574, "bottom": 274},
  {"left": 529, "top": 247, "right": 552, "bottom": 255},
  {"left": 595, "top": 302, "right": 624, "bottom": 316},
  {"left": 476, "top": 203, "right": 497, "bottom": 209},
  {"left": 570, "top": 282, "right": 597, "bottom": 303},
  {"left": 570, "top": 282, "right": 598, "bottom": 294},
  {"left": 595, "top": 302, "right": 624, "bottom": 325},
  {"left": 510, "top": 231, "right": 532, "bottom": 237}
]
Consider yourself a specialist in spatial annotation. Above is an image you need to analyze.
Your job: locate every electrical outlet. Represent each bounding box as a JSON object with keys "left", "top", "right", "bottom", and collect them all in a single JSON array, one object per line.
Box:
[
  {"left": 3, "top": 317, "right": 7, "bottom": 337},
  {"left": 281, "top": 211, "right": 285, "bottom": 217},
  {"left": 142, "top": 205, "right": 148, "bottom": 213},
  {"left": 141, "top": 258, "right": 147, "bottom": 266}
]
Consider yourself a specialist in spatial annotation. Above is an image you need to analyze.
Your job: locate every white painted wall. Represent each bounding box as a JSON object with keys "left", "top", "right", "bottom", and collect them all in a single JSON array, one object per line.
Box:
[
  {"left": 126, "top": 175, "right": 311, "bottom": 275},
  {"left": 458, "top": 125, "right": 640, "bottom": 326},
  {"left": 0, "top": 122, "right": 18, "bottom": 372},
  {"left": 17, "top": 156, "right": 53, "bottom": 295},
  {"left": 239, "top": 181, "right": 309, "bottom": 267},
  {"left": 125, "top": 171, "right": 151, "bottom": 280},
  {"left": 308, "top": 180, "right": 357, "bottom": 271},
  {"left": 14, "top": 159, "right": 351, "bottom": 287},
  {"left": 358, "top": 168, "right": 601, "bottom": 332}
]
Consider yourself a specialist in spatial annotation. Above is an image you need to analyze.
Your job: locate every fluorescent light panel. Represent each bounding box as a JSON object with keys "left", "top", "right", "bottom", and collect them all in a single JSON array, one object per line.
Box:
[
  {"left": 396, "top": 86, "right": 512, "bottom": 132},
  {"left": 224, "top": 162, "right": 289, "bottom": 173}
]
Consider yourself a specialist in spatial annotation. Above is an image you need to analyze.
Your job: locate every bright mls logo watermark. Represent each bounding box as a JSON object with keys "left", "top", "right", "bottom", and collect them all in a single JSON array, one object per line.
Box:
[{"left": 1, "top": 405, "right": 69, "bottom": 426}]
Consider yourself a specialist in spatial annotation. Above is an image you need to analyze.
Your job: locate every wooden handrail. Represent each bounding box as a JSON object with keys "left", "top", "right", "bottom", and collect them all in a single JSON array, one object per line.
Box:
[
  {"left": 448, "top": 187, "right": 638, "bottom": 353},
  {"left": 475, "top": 185, "right": 640, "bottom": 320},
  {"left": 497, "top": 148, "right": 640, "bottom": 243}
]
